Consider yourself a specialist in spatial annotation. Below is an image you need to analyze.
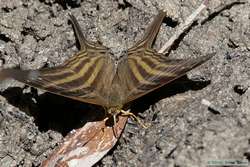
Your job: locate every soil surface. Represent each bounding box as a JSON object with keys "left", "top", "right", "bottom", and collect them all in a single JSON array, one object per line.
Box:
[{"left": 0, "top": 0, "right": 249, "bottom": 167}]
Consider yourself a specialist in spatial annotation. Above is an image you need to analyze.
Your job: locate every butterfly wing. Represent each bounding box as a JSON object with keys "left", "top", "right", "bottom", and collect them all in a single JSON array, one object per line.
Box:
[
  {"left": 120, "top": 10, "right": 213, "bottom": 104},
  {"left": 0, "top": 50, "right": 111, "bottom": 106},
  {"left": 0, "top": 14, "right": 113, "bottom": 106},
  {"left": 124, "top": 52, "right": 213, "bottom": 103}
]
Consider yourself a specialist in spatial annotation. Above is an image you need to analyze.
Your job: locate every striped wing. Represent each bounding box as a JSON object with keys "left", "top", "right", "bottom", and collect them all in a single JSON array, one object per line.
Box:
[
  {"left": 121, "top": 10, "right": 213, "bottom": 104},
  {"left": 125, "top": 52, "right": 213, "bottom": 103},
  {"left": 0, "top": 14, "right": 113, "bottom": 106},
  {"left": 0, "top": 50, "right": 111, "bottom": 106}
]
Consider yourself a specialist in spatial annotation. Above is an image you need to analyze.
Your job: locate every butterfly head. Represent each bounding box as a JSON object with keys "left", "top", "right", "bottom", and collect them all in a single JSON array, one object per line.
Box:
[{"left": 106, "top": 106, "right": 122, "bottom": 116}]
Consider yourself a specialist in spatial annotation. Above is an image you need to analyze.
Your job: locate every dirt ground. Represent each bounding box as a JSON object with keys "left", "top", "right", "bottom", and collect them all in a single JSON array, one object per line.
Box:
[{"left": 0, "top": 0, "right": 249, "bottom": 167}]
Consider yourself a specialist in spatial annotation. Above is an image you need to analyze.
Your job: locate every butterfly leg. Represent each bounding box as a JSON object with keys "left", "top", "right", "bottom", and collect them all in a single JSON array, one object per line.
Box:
[
  {"left": 104, "top": 107, "right": 119, "bottom": 127},
  {"left": 120, "top": 110, "right": 148, "bottom": 128},
  {"left": 113, "top": 114, "right": 117, "bottom": 126}
]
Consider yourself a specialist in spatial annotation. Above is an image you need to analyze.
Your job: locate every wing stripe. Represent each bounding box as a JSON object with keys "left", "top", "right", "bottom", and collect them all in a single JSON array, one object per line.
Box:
[
  {"left": 40, "top": 56, "right": 93, "bottom": 81},
  {"left": 65, "top": 49, "right": 107, "bottom": 68},
  {"left": 65, "top": 52, "right": 88, "bottom": 68},
  {"left": 43, "top": 56, "right": 102, "bottom": 88},
  {"left": 41, "top": 53, "right": 89, "bottom": 77},
  {"left": 128, "top": 59, "right": 155, "bottom": 85},
  {"left": 142, "top": 55, "right": 176, "bottom": 68},
  {"left": 142, "top": 55, "right": 166, "bottom": 68},
  {"left": 129, "top": 56, "right": 176, "bottom": 77},
  {"left": 40, "top": 67, "right": 72, "bottom": 77},
  {"left": 32, "top": 57, "right": 103, "bottom": 97},
  {"left": 64, "top": 57, "right": 104, "bottom": 92},
  {"left": 125, "top": 54, "right": 213, "bottom": 103},
  {"left": 128, "top": 49, "right": 178, "bottom": 68}
]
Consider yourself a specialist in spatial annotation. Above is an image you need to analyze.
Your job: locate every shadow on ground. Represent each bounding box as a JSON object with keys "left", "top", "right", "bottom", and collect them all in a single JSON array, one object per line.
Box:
[{"left": 0, "top": 75, "right": 210, "bottom": 136}]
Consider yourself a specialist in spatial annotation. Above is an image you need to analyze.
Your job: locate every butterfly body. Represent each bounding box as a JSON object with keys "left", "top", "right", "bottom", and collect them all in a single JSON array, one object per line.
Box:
[{"left": 0, "top": 10, "right": 213, "bottom": 119}]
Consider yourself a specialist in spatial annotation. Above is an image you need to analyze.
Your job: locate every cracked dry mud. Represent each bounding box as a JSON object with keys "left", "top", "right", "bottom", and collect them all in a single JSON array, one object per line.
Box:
[{"left": 0, "top": 0, "right": 249, "bottom": 167}]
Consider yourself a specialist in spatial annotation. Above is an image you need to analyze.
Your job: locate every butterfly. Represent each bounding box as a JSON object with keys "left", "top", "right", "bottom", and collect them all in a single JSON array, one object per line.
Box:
[{"left": 0, "top": 10, "right": 213, "bottom": 123}]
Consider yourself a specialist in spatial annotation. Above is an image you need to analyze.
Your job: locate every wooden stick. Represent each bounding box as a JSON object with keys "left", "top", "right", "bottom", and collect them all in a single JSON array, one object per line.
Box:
[{"left": 159, "top": 0, "right": 208, "bottom": 54}]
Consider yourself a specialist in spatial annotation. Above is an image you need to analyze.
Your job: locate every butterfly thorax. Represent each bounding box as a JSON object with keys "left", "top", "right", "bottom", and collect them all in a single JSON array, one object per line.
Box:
[
  {"left": 106, "top": 106, "right": 123, "bottom": 116},
  {"left": 107, "top": 80, "right": 125, "bottom": 108},
  {"left": 93, "top": 55, "right": 126, "bottom": 108}
]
